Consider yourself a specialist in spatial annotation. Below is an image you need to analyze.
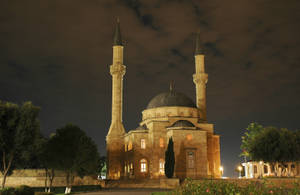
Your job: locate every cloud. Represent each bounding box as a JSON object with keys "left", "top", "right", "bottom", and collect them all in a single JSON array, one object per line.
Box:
[{"left": 0, "top": 0, "right": 299, "bottom": 177}]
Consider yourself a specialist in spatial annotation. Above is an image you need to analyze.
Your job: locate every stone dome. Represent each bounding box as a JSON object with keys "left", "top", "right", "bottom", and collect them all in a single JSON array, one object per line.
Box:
[
  {"left": 147, "top": 91, "right": 196, "bottom": 109},
  {"left": 171, "top": 120, "right": 195, "bottom": 127}
]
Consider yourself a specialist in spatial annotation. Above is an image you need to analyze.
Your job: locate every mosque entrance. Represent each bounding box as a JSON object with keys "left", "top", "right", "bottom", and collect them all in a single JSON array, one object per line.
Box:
[{"left": 186, "top": 149, "right": 196, "bottom": 178}]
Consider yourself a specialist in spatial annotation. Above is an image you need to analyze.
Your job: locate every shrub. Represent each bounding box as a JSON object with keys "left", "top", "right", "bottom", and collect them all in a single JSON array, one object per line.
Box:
[
  {"left": 0, "top": 187, "right": 15, "bottom": 195},
  {"left": 34, "top": 192, "right": 54, "bottom": 195},
  {"left": 171, "top": 178, "right": 300, "bottom": 195},
  {"left": 15, "top": 185, "right": 34, "bottom": 195}
]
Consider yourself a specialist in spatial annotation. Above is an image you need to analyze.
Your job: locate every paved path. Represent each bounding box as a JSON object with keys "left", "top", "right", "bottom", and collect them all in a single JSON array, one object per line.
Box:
[{"left": 78, "top": 188, "right": 170, "bottom": 195}]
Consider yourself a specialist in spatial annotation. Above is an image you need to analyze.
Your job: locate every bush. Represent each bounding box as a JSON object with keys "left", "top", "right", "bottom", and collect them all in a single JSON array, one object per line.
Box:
[
  {"left": 15, "top": 185, "right": 34, "bottom": 195},
  {"left": 171, "top": 178, "right": 300, "bottom": 195},
  {"left": 34, "top": 192, "right": 54, "bottom": 195},
  {"left": 0, "top": 187, "right": 15, "bottom": 195}
]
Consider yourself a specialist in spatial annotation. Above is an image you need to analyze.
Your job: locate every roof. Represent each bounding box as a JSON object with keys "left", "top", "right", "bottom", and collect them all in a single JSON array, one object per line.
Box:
[
  {"left": 146, "top": 90, "right": 196, "bottom": 109},
  {"left": 195, "top": 29, "right": 202, "bottom": 55},
  {"left": 171, "top": 120, "right": 195, "bottom": 127},
  {"left": 135, "top": 124, "right": 148, "bottom": 130},
  {"left": 113, "top": 19, "right": 122, "bottom": 46}
]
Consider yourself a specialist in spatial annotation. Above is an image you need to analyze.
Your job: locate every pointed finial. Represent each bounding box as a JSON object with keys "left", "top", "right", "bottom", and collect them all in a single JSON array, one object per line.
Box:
[
  {"left": 195, "top": 29, "right": 202, "bottom": 55},
  {"left": 113, "top": 17, "right": 122, "bottom": 46},
  {"left": 169, "top": 81, "right": 175, "bottom": 91}
]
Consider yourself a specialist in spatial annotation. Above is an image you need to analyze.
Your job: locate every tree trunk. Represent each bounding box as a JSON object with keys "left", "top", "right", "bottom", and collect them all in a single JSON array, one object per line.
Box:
[
  {"left": 69, "top": 174, "right": 74, "bottom": 194},
  {"left": 1, "top": 152, "right": 13, "bottom": 189},
  {"left": 65, "top": 172, "right": 70, "bottom": 194},
  {"left": 44, "top": 168, "right": 48, "bottom": 192},
  {"left": 49, "top": 168, "right": 55, "bottom": 192},
  {"left": 1, "top": 171, "right": 7, "bottom": 189}
]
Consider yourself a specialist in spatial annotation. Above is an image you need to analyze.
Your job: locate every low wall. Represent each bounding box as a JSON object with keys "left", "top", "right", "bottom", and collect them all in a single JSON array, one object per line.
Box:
[
  {"left": 103, "top": 178, "right": 179, "bottom": 189},
  {"left": 1, "top": 170, "right": 299, "bottom": 189},
  {"left": 0, "top": 169, "right": 100, "bottom": 187}
]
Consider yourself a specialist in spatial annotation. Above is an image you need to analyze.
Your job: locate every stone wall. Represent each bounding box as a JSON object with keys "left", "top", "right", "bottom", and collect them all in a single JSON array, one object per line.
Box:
[{"left": 0, "top": 169, "right": 100, "bottom": 187}]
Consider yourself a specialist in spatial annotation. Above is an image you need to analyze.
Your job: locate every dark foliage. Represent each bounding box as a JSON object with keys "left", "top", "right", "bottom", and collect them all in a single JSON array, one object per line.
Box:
[
  {"left": 14, "top": 185, "right": 34, "bottom": 195},
  {"left": 0, "top": 185, "right": 34, "bottom": 195},
  {"left": 0, "top": 101, "right": 41, "bottom": 188},
  {"left": 47, "top": 124, "right": 100, "bottom": 190},
  {"left": 164, "top": 137, "right": 175, "bottom": 178}
]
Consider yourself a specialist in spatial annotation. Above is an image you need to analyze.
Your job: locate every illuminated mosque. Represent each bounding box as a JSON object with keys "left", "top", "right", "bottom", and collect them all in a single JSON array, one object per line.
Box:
[{"left": 106, "top": 21, "right": 221, "bottom": 180}]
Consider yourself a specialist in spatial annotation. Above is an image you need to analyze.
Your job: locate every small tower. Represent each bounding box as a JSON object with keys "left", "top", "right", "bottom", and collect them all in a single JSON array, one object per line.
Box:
[
  {"left": 106, "top": 19, "right": 126, "bottom": 179},
  {"left": 193, "top": 30, "right": 208, "bottom": 122}
]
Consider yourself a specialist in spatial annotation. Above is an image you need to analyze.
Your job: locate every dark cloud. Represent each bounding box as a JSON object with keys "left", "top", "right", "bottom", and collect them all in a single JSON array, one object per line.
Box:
[
  {"left": 0, "top": 0, "right": 299, "bottom": 177},
  {"left": 120, "top": 0, "right": 160, "bottom": 30}
]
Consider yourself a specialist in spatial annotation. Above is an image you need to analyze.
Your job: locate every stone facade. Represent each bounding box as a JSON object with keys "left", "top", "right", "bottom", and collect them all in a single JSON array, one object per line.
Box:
[{"left": 106, "top": 22, "right": 221, "bottom": 180}]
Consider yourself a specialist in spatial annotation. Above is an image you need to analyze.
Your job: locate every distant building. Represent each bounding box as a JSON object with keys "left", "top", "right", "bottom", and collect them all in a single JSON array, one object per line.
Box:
[
  {"left": 106, "top": 20, "right": 222, "bottom": 180},
  {"left": 242, "top": 161, "right": 300, "bottom": 178}
]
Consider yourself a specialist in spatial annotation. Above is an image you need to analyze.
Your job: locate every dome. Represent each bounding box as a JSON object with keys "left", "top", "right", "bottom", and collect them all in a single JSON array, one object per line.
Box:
[
  {"left": 135, "top": 124, "right": 148, "bottom": 130},
  {"left": 147, "top": 91, "right": 196, "bottom": 109},
  {"left": 171, "top": 120, "right": 195, "bottom": 127}
]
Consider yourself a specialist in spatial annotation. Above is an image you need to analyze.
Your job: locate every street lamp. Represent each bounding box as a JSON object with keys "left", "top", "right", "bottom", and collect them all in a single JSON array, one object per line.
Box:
[
  {"left": 238, "top": 165, "right": 242, "bottom": 178},
  {"left": 219, "top": 166, "right": 224, "bottom": 177}
]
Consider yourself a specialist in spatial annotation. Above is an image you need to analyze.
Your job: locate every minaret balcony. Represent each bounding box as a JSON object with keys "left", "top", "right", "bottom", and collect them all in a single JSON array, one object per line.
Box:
[
  {"left": 193, "top": 73, "right": 208, "bottom": 84},
  {"left": 110, "top": 64, "right": 126, "bottom": 76}
]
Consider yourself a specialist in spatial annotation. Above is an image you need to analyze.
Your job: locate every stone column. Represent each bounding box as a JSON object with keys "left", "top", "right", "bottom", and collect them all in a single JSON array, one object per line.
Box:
[
  {"left": 106, "top": 45, "right": 126, "bottom": 180},
  {"left": 193, "top": 54, "right": 208, "bottom": 122}
]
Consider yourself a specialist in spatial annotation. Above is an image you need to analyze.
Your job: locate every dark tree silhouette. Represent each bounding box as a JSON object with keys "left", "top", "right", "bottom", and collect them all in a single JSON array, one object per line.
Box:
[
  {"left": 164, "top": 137, "right": 175, "bottom": 178},
  {"left": 48, "top": 124, "right": 100, "bottom": 194},
  {"left": 0, "top": 101, "right": 40, "bottom": 188}
]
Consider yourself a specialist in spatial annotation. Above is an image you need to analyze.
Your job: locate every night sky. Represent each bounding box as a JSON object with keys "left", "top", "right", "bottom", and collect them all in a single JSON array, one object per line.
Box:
[{"left": 1, "top": 0, "right": 300, "bottom": 177}]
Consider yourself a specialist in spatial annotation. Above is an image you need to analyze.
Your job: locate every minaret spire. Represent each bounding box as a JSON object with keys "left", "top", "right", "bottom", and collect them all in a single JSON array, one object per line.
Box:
[
  {"left": 106, "top": 19, "right": 126, "bottom": 180},
  {"left": 169, "top": 81, "right": 175, "bottom": 92},
  {"left": 113, "top": 18, "right": 122, "bottom": 46},
  {"left": 195, "top": 29, "right": 202, "bottom": 55},
  {"left": 193, "top": 29, "right": 208, "bottom": 122}
]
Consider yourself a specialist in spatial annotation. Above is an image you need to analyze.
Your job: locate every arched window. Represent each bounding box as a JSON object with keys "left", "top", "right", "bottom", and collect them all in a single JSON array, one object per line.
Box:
[
  {"left": 140, "top": 159, "right": 147, "bottom": 172},
  {"left": 264, "top": 165, "right": 268, "bottom": 174},
  {"left": 141, "top": 139, "right": 146, "bottom": 149},
  {"left": 159, "top": 138, "right": 164, "bottom": 148},
  {"left": 128, "top": 141, "right": 133, "bottom": 151},
  {"left": 188, "top": 151, "right": 195, "bottom": 168},
  {"left": 159, "top": 159, "right": 165, "bottom": 175}
]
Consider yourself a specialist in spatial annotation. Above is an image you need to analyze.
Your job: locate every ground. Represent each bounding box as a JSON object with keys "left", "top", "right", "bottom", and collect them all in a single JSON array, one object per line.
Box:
[{"left": 78, "top": 188, "right": 170, "bottom": 195}]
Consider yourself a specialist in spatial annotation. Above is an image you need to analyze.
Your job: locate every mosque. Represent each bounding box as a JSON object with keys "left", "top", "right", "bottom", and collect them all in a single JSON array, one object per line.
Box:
[{"left": 106, "top": 21, "right": 221, "bottom": 180}]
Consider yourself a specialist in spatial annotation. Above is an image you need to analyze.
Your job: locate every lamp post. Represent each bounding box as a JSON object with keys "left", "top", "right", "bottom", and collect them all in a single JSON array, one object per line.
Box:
[
  {"left": 238, "top": 165, "right": 242, "bottom": 178},
  {"left": 219, "top": 166, "right": 224, "bottom": 178}
]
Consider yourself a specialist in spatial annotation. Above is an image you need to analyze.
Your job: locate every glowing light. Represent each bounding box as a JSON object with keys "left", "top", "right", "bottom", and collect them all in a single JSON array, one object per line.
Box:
[
  {"left": 219, "top": 166, "right": 223, "bottom": 172},
  {"left": 238, "top": 166, "right": 242, "bottom": 171}
]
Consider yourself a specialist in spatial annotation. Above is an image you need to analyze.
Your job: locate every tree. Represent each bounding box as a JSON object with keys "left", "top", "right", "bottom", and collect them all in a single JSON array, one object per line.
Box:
[
  {"left": 48, "top": 124, "right": 100, "bottom": 194},
  {"left": 97, "top": 156, "right": 106, "bottom": 179},
  {"left": 246, "top": 126, "right": 299, "bottom": 176},
  {"left": 0, "top": 101, "right": 40, "bottom": 188},
  {"left": 164, "top": 137, "right": 175, "bottom": 178},
  {"left": 295, "top": 130, "right": 300, "bottom": 161},
  {"left": 240, "top": 122, "right": 264, "bottom": 160},
  {"left": 35, "top": 136, "right": 57, "bottom": 193}
]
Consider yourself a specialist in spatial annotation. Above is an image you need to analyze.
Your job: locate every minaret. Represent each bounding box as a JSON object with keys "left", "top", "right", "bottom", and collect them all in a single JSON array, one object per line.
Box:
[
  {"left": 106, "top": 19, "right": 126, "bottom": 179},
  {"left": 193, "top": 30, "right": 208, "bottom": 122}
]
